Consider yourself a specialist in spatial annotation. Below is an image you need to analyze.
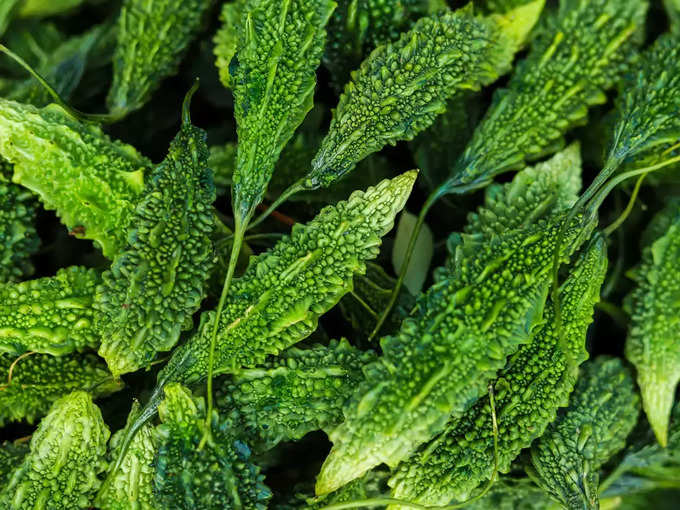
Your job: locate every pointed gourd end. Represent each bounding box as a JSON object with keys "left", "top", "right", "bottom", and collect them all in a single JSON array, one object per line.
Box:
[
  {"left": 494, "top": 0, "right": 546, "bottom": 50},
  {"left": 315, "top": 447, "right": 363, "bottom": 497},
  {"left": 638, "top": 371, "right": 677, "bottom": 447}
]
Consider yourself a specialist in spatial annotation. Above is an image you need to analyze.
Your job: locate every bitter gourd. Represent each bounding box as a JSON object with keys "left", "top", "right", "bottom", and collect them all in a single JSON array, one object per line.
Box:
[
  {"left": 0, "top": 442, "right": 28, "bottom": 488},
  {"left": 0, "top": 391, "right": 110, "bottom": 509},
  {"left": 95, "top": 101, "right": 215, "bottom": 377},
  {"left": 228, "top": 0, "right": 334, "bottom": 226},
  {"left": 0, "top": 266, "right": 100, "bottom": 355},
  {"left": 216, "top": 339, "right": 376, "bottom": 450},
  {"left": 528, "top": 357, "right": 640, "bottom": 510},
  {"left": 0, "top": 176, "right": 38, "bottom": 283},
  {"left": 322, "top": 0, "right": 446, "bottom": 91},
  {"left": 0, "top": 350, "right": 121, "bottom": 426},
  {"left": 95, "top": 402, "right": 158, "bottom": 510},
  {"left": 306, "top": 2, "right": 543, "bottom": 190},
  {"left": 154, "top": 383, "right": 271, "bottom": 509},
  {"left": 625, "top": 204, "right": 680, "bottom": 447},
  {"left": 454, "top": 0, "right": 648, "bottom": 185},
  {"left": 0, "top": 99, "right": 149, "bottom": 257},
  {"left": 605, "top": 33, "right": 680, "bottom": 172},
  {"left": 108, "top": 0, "right": 212, "bottom": 116}
]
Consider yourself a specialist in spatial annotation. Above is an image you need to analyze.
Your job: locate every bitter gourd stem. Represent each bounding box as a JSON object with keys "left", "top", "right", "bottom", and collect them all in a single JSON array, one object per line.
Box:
[
  {"left": 246, "top": 178, "right": 306, "bottom": 232},
  {"left": 201, "top": 211, "right": 250, "bottom": 447},
  {"left": 369, "top": 176, "right": 490, "bottom": 341},
  {"left": 603, "top": 173, "right": 646, "bottom": 237}
]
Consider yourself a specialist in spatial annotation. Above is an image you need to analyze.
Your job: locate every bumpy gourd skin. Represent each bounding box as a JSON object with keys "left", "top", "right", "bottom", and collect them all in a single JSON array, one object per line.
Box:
[
  {"left": 605, "top": 33, "right": 680, "bottom": 169},
  {"left": 229, "top": 0, "right": 334, "bottom": 222},
  {"left": 0, "top": 351, "right": 121, "bottom": 426},
  {"left": 0, "top": 442, "right": 28, "bottom": 488},
  {"left": 0, "top": 177, "right": 39, "bottom": 283},
  {"left": 160, "top": 171, "right": 416, "bottom": 386},
  {"left": 0, "top": 99, "right": 148, "bottom": 257},
  {"left": 323, "top": 0, "right": 442, "bottom": 91},
  {"left": 108, "top": 0, "right": 212, "bottom": 115},
  {"left": 307, "top": 3, "right": 541, "bottom": 190},
  {"left": 95, "top": 402, "right": 158, "bottom": 510},
  {"left": 528, "top": 357, "right": 640, "bottom": 510},
  {"left": 437, "top": 142, "right": 583, "bottom": 281},
  {"left": 216, "top": 339, "right": 376, "bottom": 450},
  {"left": 389, "top": 237, "right": 607, "bottom": 507},
  {"left": 464, "top": 143, "right": 582, "bottom": 238},
  {"left": 625, "top": 204, "right": 680, "bottom": 447},
  {"left": 455, "top": 0, "right": 648, "bottom": 184},
  {"left": 154, "top": 383, "right": 271, "bottom": 510},
  {"left": 0, "top": 266, "right": 101, "bottom": 355},
  {"left": 95, "top": 120, "right": 215, "bottom": 377},
  {"left": 213, "top": 0, "right": 245, "bottom": 90},
  {"left": 0, "top": 391, "right": 111, "bottom": 510},
  {"left": 316, "top": 214, "right": 594, "bottom": 495}
]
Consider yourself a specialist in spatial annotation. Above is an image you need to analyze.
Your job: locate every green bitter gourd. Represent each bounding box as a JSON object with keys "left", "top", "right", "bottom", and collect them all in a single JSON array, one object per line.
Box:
[
  {"left": 0, "top": 391, "right": 111, "bottom": 509},
  {"left": 0, "top": 266, "right": 101, "bottom": 355},
  {"left": 527, "top": 357, "right": 640, "bottom": 510}
]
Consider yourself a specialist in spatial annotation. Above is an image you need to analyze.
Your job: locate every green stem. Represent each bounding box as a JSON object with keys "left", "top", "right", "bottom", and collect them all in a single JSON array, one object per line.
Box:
[
  {"left": 0, "top": 44, "right": 126, "bottom": 124},
  {"left": 603, "top": 172, "right": 646, "bottom": 237},
  {"left": 247, "top": 178, "right": 305, "bottom": 231},
  {"left": 318, "top": 384, "right": 499, "bottom": 510},
  {"left": 369, "top": 177, "right": 489, "bottom": 341},
  {"left": 200, "top": 212, "right": 249, "bottom": 446}
]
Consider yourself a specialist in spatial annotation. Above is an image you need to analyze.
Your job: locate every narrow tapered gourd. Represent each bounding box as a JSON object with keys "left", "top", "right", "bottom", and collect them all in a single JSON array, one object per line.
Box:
[
  {"left": 0, "top": 391, "right": 110, "bottom": 509},
  {"left": 0, "top": 266, "right": 100, "bottom": 355},
  {"left": 216, "top": 339, "right": 376, "bottom": 450},
  {"left": 528, "top": 357, "right": 640, "bottom": 510},
  {"left": 154, "top": 383, "right": 271, "bottom": 509},
  {"left": 316, "top": 213, "right": 595, "bottom": 495},
  {"left": 322, "top": 0, "right": 445, "bottom": 90},
  {"left": 454, "top": 0, "right": 648, "bottom": 185},
  {"left": 95, "top": 104, "right": 215, "bottom": 377},
  {"left": 0, "top": 99, "right": 149, "bottom": 257},
  {"left": 0, "top": 351, "right": 121, "bottom": 426},
  {"left": 605, "top": 33, "right": 680, "bottom": 171},
  {"left": 213, "top": 0, "right": 245, "bottom": 90},
  {"left": 108, "top": 0, "right": 212, "bottom": 116},
  {"left": 161, "top": 171, "right": 416, "bottom": 386},
  {"left": 305, "top": 1, "right": 544, "bottom": 190},
  {"left": 228, "top": 0, "right": 334, "bottom": 225},
  {"left": 389, "top": 236, "right": 607, "bottom": 507},
  {"left": 95, "top": 403, "right": 158, "bottom": 510},
  {"left": 625, "top": 204, "right": 680, "bottom": 447},
  {"left": 0, "top": 178, "right": 38, "bottom": 282}
]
